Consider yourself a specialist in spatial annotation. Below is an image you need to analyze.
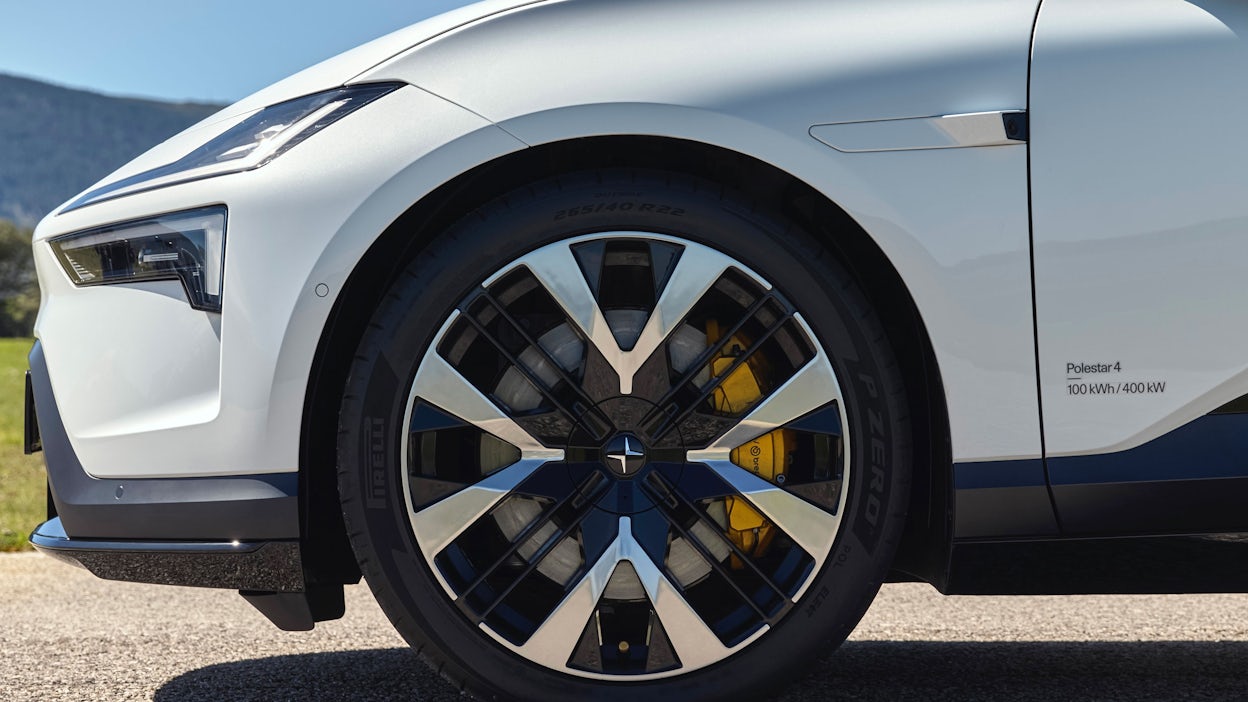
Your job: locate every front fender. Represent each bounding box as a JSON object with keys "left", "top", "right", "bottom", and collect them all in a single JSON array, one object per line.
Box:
[{"left": 347, "top": 0, "right": 1043, "bottom": 463}]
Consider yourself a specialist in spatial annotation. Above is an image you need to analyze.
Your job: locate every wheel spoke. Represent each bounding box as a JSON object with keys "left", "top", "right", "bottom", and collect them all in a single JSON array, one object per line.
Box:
[
  {"left": 412, "top": 315, "right": 563, "bottom": 458},
  {"left": 687, "top": 315, "right": 842, "bottom": 459},
  {"left": 501, "top": 242, "right": 625, "bottom": 389},
  {"left": 506, "top": 517, "right": 626, "bottom": 668},
  {"left": 623, "top": 521, "right": 740, "bottom": 669},
  {"left": 408, "top": 458, "right": 554, "bottom": 564},
  {"left": 502, "top": 515, "right": 738, "bottom": 673},
  {"left": 646, "top": 306, "right": 793, "bottom": 442},
  {"left": 461, "top": 471, "right": 606, "bottom": 608},
  {"left": 503, "top": 235, "right": 749, "bottom": 395},
  {"left": 624, "top": 244, "right": 743, "bottom": 392},
  {"left": 457, "top": 299, "right": 612, "bottom": 442},
  {"left": 647, "top": 567, "right": 743, "bottom": 670},
  {"left": 694, "top": 459, "right": 838, "bottom": 589},
  {"left": 646, "top": 291, "right": 775, "bottom": 419},
  {"left": 641, "top": 472, "right": 791, "bottom": 606}
]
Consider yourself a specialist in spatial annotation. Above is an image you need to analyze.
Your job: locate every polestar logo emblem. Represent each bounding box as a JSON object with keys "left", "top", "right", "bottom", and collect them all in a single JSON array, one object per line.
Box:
[{"left": 605, "top": 434, "right": 646, "bottom": 477}]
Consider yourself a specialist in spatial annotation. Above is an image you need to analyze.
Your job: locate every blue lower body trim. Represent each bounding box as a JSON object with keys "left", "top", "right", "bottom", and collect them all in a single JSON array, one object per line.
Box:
[
  {"left": 956, "top": 414, "right": 1248, "bottom": 539},
  {"left": 1049, "top": 414, "right": 1248, "bottom": 535}
]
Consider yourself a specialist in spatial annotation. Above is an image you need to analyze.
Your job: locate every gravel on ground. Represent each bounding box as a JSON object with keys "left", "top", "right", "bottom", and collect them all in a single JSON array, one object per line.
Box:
[{"left": 3, "top": 552, "right": 1247, "bottom": 701}]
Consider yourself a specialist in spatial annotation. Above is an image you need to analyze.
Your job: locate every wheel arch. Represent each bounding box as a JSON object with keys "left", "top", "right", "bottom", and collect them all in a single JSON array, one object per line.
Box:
[{"left": 299, "top": 135, "right": 952, "bottom": 588}]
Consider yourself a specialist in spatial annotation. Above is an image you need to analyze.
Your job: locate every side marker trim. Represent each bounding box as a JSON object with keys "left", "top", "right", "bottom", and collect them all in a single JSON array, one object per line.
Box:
[{"left": 810, "top": 110, "right": 1028, "bottom": 152}]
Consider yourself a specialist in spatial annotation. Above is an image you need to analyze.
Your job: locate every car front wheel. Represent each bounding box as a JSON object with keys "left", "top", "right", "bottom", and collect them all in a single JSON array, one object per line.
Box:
[{"left": 337, "top": 170, "right": 911, "bottom": 701}]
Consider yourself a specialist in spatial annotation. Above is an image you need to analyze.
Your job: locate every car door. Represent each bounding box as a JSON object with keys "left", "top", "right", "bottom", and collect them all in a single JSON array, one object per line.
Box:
[{"left": 1030, "top": 0, "right": 1248, "bottom": 533}]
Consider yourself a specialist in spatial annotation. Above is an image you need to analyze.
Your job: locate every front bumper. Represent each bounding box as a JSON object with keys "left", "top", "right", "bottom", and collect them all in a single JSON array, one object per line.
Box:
[
  {"left": 23, "top": 83, "right": 520, "bottom": 627},
  {"left": 27, "top": 340, "right": 299, "bottom": 542},
  {"left": 27, "top": 342, "right": 332, "bottom": 628}
]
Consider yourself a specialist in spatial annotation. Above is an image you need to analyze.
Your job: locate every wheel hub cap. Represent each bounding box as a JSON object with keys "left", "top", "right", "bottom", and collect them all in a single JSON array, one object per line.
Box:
[{"left": 603, "top": 434, "right": 645, "bottom": 478}]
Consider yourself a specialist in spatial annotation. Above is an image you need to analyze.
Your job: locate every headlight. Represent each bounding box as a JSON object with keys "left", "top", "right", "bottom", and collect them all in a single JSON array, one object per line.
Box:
[
  {"left": 63, "top": 82, "right": 403, "bottom": 212},
  {"left": 50, "top": 207, "right": 227, "bottom": 312}
]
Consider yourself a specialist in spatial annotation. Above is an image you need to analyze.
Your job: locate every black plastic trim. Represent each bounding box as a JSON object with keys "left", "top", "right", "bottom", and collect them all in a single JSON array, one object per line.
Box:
[
  {"left": 945, "top": 534, "right": 1248, "bottom": 595},
  {"left": 1211, "top": 392, "right": 1248, "bottom": 414},
  {"left": 953, "top": 459, "right": 1059, "bottom": 539},
  {"left": 1002, "top": 111, "right": 1029, "bottom": 142},
  {"left": 241, "top": 586, "right": 345, "bottom": 631},
  {"left": 24, "top": 369, "right": 40, "bottom": 454},
  {"left": 1048, "top": 414, "right": 1248, "bottom": 535},
  {"left": 31, "top": 517, "right": 303, "bottom": 592},
  {"left": 28, "top": 340, "right": 299, "bottom": 540}
]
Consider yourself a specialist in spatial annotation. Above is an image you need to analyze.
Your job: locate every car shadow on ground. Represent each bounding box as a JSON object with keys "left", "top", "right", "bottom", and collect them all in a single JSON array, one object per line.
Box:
[{"left": 154, "top": 640, "right": 1248, "bottom": 701}]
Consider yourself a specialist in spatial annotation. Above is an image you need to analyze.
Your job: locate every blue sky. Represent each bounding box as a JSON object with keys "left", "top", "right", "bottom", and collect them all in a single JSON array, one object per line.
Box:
[{"left": 0, "top": 1, "right": 475, "bottom": 104}]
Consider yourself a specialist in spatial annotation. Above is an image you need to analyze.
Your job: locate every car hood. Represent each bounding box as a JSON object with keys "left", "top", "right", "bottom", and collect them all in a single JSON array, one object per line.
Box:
[
  {"left": 76, "top": 0, "right": 551, "bottom": 192},
  {"left": 217, "top": 0, "right": 554, "bottom": 124}
]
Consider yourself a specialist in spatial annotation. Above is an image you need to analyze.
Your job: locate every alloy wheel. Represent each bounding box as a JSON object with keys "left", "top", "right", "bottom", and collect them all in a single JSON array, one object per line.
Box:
[{"left": 399, "top": 231, "right": 850, "bottom": 681}]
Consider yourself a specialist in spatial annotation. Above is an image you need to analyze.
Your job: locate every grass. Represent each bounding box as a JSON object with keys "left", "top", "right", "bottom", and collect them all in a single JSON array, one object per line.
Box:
[{"left": 0, "top": 338, "right": 44, "bottom": 551}]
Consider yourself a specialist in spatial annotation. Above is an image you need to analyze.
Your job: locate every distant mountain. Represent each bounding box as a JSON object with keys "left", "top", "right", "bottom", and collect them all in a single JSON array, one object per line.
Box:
[{"left": 0, "top": 73, "right": 225, "bottom": 227}]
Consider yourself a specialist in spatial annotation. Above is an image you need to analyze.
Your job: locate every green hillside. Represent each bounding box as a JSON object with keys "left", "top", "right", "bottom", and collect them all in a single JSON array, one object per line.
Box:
[{"left": 0, "top": 73, "right": 224, "bottom": 226}]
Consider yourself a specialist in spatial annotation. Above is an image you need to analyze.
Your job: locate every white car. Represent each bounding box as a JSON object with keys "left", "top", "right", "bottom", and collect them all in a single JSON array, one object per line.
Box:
[{"left": 24, "top": 1, "right": 1248, "bottom": 699}]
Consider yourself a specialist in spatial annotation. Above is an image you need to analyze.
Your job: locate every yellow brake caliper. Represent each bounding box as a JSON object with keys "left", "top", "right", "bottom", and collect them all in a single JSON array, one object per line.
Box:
[{"left": 705, "top": 320, "right": 795, "bottom": 567}]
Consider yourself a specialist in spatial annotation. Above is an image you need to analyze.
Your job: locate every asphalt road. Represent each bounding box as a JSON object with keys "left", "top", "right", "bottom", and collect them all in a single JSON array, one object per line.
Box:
[{"left": 3, "top": 552, "right": 1248, "bottom": 701}]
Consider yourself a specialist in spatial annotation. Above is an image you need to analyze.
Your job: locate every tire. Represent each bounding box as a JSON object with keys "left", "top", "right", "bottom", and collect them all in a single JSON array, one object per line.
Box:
[{"left": 337, "top": 170, "right": 911, "bottom": 702}]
